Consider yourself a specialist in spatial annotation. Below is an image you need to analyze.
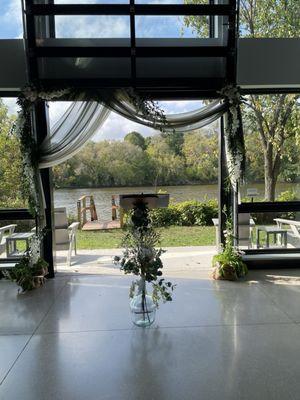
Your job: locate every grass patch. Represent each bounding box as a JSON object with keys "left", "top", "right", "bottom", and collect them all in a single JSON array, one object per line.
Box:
[{"left": 77, "top": 226, "right": 215, "bottom": 249}]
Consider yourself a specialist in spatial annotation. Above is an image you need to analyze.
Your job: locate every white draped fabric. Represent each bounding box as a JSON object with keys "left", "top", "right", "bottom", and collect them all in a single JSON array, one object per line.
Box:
[
  {"left": 105, "top": 95, "right": 226, "bottom": 133},
  {"left": 38, "top": 92, "right": 227, "bottom": 170},
  {"left": 39, "top": 102, "right": 110, "bottom": 169}
]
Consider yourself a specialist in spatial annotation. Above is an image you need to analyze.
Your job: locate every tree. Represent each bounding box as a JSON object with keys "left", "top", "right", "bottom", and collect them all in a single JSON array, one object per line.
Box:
[
  {"left": 146, "top": 136, "right": 186, "bottom": 186},
  {"left": 162, "top": 131, "right": 184, "bottom": 156},
  {"left": 53, "top": 157, "right": 80, "bottom": 188},
  {"left": 0, "top": 99, "right": 24, "bottom": 207},
  {"left": 182, "top": 131, "right": 218, "bottom": 183},
  {"left": 184, "top": 0, "right": 300, "bottom": 200},
  {"left": 124, "top": 131, "right": 146, "bottom": 150},
  {"left": 243, "top": 95, "right": 299, "bottom": 200}
]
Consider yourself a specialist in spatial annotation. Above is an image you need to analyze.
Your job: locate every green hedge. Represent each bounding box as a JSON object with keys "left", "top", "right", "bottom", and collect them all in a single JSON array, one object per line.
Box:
[{"left": 150, "top": 200, "right": 218, "bottom": 227}]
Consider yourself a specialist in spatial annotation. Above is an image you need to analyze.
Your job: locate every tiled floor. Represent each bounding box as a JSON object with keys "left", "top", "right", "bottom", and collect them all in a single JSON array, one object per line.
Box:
[{"left": 1, "top": 266, "right": 300, "bottom": 399}]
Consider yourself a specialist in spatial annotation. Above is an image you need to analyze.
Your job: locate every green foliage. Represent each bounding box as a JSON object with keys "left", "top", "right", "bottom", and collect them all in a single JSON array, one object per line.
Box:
[
  {"left": 146, "top": 135, "right": 187, "bottom": 186},
  {"left": 120, "top": 202, "right": 175, "bottom": 305},
  {"left": 0, "top": 99, "right": 24, "bottom": 207},
  {"left": 124, "top": 131, "right": 146, "bottom": 150},
  {"left": 150, "top": 200, "right": 218, "bottom": 227},
  {"left": 162, "top": 131, "right": 184, "bottom": 156},
  {"left": 51, "top": 124, "right": 299, "bottom": 193},
  {"left": 212, "top": 221, "right": 248, "bottom": 280},
  {"left": 175, "top": 200, "right": 218, "bottom": 226},
  {"left": 53, "top": 140, "right": 153, "bottom": 188},
  {"left": 150, "top": 206, "right": 180, "bottom": 227},
  {"left": 183, "top": 131, "right": 218, "bottom": 183},
  {"left": 184, "top": 0, "right": 300, "bottom": 38},
  {"left": 276, "top": 190, "right": 298, "bottom": 202},
  {"left": 6, "top": 256, "right": 48, "bottom": 293}
]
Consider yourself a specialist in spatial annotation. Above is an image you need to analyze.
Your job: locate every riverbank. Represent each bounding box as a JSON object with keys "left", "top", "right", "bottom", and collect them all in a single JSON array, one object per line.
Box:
[
  {"left": 55, "top": 182, "right": 299, "bottom": 221},
  {"left": 77, "top": 226, "right": 215, "bottom": 249}
]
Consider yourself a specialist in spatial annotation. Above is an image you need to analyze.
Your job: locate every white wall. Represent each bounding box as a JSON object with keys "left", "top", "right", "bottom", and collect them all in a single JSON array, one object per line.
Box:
[{"left": 238, "top": 38, "right": 300, "bottom": 89}]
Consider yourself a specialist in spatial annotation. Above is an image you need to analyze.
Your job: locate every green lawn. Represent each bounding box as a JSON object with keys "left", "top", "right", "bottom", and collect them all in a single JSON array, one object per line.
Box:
[{"left": 77, "top": 226, "right": 215, "bottom": 249}]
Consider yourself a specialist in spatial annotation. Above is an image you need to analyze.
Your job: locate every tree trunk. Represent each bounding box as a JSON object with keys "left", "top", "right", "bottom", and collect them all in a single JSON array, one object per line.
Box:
[
  {"left": 264, "top": 170, "right": 276, "bottom": 202},
  {"left": 264, "top": 147, "right": 280, "bottom": 202}
]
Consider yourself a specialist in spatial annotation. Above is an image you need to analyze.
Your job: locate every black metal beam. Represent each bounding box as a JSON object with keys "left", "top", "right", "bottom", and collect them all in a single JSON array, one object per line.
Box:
[
  {"left": 244, "top": 248, "right": 300, "bottom": 255},
  {"left": 238, "top": 201, "right": 300, "bottom": 213},
  {"left": 24, "top": 0, "right": 39, "bottom": 80},
  {"left": 0, "top": 209, "right": 33, "bottom": 220},
  {"left": 29, "top": 4, "right": 233, "bottom": 16},
  {"left": 244, "top": 256, "right": 300, "bottom": 269},
  {"left": 48, "top": 0, "right": 56, "bottom": 38},
  {"left": 226, "top": 0, "right": 237, "bottom": 83},
  {"left": 130, "top": 0, "right": 136, "bottom": 82},
  {"left": 0, "top": 91, "right": 20, "bottom": 97},
  {"left": 35, "top": 45, "right": 228, "bottom": 58},
  {"left": 209, "top": 0, "right": 215, "bottom": 38},
  {"left": 39, "top": 77, "right": 225, "bottom": 90},
  {"left": 32, "top": 101, "right": 55, "bottom": 278},
  {"left": 241, "top": 87, "right": 300, "bottom": 95}
]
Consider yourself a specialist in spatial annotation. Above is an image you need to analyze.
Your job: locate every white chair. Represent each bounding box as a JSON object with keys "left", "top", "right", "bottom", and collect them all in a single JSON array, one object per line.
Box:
[
  {"left": 0, "top": 224, "right": 17, "bottom": 255},
  {"left": 54, "top": 208, "right": 80, "bottom": 266}
]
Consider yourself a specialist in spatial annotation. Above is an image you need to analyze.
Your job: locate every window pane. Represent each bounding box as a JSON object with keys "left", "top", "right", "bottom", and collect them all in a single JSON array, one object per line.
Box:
[
  {"left": 238, "top": 211, "right": 300, "bottom": 251},
  {"left": 54, "top": 16, "right": 130, "bottom": 38},
  {"left": 135, "top": 16, "right": 209, "bottom": 38},
  {"left": 0, "top": 98, "right": 25, "bottom": 209}
]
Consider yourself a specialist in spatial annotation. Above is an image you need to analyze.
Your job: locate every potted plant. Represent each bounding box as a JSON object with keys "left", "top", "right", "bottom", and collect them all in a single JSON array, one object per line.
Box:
[
  {"left": 6, "top": 255, "right": 48, "bottom": 293},
  {"left": 5, "top": 233, "right": 49, "bottom": 293},
  {"left": 120, "top": 199, "right": 175, "bottom": 327},
  {"left": 212, "top": 221, "right": 248, "bottom": 281}
]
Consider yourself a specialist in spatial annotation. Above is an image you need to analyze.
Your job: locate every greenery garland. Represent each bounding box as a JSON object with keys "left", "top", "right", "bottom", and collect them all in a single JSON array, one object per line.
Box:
[
  {"left": 219, "top": 85, "right": 246, "bottom": 188},
  {"left": 124, "top": 88, "right": 167, "bottom": 132}
]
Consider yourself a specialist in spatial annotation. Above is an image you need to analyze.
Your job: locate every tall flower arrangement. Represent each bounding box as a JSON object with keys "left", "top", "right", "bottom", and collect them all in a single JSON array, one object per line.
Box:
[{"left": 120, "top": 200, "right": 175, "bottom": 326}]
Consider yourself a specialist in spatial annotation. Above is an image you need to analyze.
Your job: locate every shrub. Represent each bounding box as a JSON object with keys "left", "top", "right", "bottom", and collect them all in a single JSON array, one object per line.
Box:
[
  {"left": 150, "top": 206, "right": 180, "bottom": 227},
  {"left": 149, "top": 199, "right": 218, "bottom": 227},
  {"left": 276, "top": 190, "right": 298, "bottom": 202}
]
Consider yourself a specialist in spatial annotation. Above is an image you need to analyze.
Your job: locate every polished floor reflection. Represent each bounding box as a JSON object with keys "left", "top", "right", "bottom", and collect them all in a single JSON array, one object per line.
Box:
[{"left": 1, "top": 269, "right": 300, "bottom": 400}]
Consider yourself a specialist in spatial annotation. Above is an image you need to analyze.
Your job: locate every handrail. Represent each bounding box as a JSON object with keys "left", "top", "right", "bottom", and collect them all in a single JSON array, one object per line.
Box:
[{"left": 77, "top": 195, "right": 98, "bottom": 228}]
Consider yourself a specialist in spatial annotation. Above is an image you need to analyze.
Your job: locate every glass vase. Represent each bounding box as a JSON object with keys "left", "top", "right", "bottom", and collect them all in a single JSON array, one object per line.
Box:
[{"left": 130, "top": 279, "right": 156, "bottom": 327}]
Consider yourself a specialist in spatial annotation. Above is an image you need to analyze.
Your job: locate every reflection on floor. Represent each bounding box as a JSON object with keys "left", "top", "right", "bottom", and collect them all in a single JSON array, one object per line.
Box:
[{"left": 1, "top": 263, "right": 300, "bottom": 399}]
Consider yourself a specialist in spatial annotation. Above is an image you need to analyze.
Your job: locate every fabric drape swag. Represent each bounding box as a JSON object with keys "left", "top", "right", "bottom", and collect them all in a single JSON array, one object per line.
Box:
[
  {"left": 39, "top": 90, "right": 228, "bottom": 171},
  {"left": 103, "top": 91, "right": 227, "bottom": 133},
  {"left": 38, "top": 89, "right": 244, "bottom": 188},
  {"left": 39, "top": 102, "right": 109, "bottom": 168},
  {"left": 17, "top": 86, "right": 244, "bottom": 220}
]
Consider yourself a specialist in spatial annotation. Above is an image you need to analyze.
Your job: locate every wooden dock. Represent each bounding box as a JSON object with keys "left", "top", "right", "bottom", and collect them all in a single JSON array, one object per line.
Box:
[
  {"left": 77, "top": 194, "right": 123, "bottom": 231},
  {"left": 82, "top": 220, "right": 121, "bottom": 231}
]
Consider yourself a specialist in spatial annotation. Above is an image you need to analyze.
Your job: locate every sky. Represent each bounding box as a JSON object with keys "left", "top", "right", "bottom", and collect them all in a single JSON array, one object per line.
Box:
[{"left": 0, "top": 0, "right": 204, "bottom": 141}]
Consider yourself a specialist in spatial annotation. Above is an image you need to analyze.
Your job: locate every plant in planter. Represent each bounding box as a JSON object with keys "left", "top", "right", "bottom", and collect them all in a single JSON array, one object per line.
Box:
[
  {"left": 212, "top": 221, "right": 248, "bottom": 281},
  {"left": 6, "top": 233, "right": 48, "bottom": 293},
  {"left": 120, "top": 199, "right": 175, "bottom": 327},
  {"left": 7, "top": 256, "right": 48, "bottom": 293}
]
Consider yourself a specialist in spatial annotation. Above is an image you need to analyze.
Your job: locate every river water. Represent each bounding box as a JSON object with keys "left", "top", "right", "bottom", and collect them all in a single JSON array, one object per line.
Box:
[{"left": 54, "top": 182, "right": 299, "bottom": 220}]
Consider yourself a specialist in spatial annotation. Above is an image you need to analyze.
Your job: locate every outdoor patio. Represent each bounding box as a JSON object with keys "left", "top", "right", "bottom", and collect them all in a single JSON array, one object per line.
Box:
[
  {"left": 1, "top": 258, "right": 300, "bottom": 399},
  {"left": 55, "top": 246, "right": 216, "bottom": 278}
]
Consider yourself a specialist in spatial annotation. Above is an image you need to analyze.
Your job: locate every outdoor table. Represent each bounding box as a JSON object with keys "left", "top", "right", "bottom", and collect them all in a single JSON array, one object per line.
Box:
[
  {"left": 6, "top": 232, "right": 34, "bottom": 258},
  {"left": 256, "top": 226, "right": 287, "bottom": 249}
]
